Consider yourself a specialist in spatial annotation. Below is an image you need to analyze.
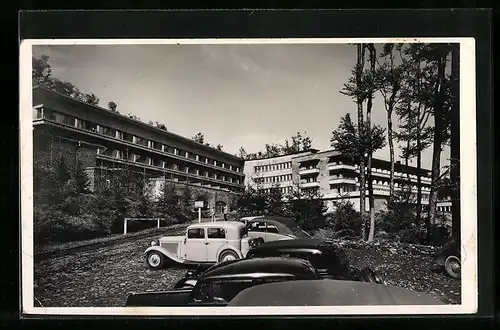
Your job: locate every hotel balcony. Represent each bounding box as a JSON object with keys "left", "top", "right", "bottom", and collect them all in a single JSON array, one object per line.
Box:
[
  {"left": 96, "top": 153, "right": 242, "bottom": 189},
  {"left": 300, "top": 181, "right": 320, "bottom": 188},
  {"left": 299, "top": 167, "right": 320, "bottom": 175},
  {"left": 329, "top": 178, "right": 357, "bottom": 185},
  {"left": 32, "top": 110, "right": 244, "bottom": 178},
  {"left": 328, "top": 163, "right": 356, "bottom": 171}
]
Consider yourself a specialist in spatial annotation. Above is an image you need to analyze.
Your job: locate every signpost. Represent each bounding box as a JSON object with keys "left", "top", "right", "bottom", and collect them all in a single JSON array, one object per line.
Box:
[{"left": 194, "top": 201, "right": 204, "bottom": 223}]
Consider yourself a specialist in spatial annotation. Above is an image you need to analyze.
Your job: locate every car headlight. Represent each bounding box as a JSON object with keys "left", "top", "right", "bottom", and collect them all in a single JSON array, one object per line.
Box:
[{"left": 151, "top": 240, "right": 159, "bottom": 246}]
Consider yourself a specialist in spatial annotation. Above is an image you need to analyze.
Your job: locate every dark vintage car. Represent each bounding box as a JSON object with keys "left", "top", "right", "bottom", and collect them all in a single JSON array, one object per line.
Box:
[
  {"left": 433, "top": 239, "right": 461, "bottom": 279},
  {"left": 125, "top": 257, "right": 320, "bottom": 307},
  {"left": 245, "top": 238, "right": 384, "bottom": 284},
  {"left": 227, "top": 280, "right": 444, "bottom": 306}
]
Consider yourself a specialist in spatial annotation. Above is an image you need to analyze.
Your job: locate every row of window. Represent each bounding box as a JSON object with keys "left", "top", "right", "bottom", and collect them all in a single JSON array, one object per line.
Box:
[
  {"left": 258, "top": 186, "right": 293, "bottom": 194},
  {"left": 254, "top": 174, "right": 293, "bottom": 184},
  {"left": 437, "top": 206, "right": 452, "bottom": 213},
  {"left": 97, "top": 148, "right": 241, "bottom": 185},
  {"left": 187, "top": 227, "right": 226, "bottom": 239},
  {"left": 254, "top": 161, "right": 292, "bottom": 173},
  {"left": 39, "top": 108, "right": 242, "bottom": 173}
]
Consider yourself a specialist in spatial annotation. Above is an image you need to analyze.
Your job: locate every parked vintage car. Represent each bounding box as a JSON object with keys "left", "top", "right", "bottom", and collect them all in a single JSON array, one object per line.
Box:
[
  {"left": 433, "top": 239, "right": 461, "bottom": 279},
  {"left": 245, "top": 238, "right": 384, "bottom": 283},
  {"left": 126, "top": 257, "right": 320, "bottom": 306},
  {"left": 227, "top": 280, "right": 444, "bottom": 306},
  {"left": 145, "top": 221, "right": 263, "bottom": 269},
  {"left": 239, "top": 215, "right": 313, "bottom": 242}
]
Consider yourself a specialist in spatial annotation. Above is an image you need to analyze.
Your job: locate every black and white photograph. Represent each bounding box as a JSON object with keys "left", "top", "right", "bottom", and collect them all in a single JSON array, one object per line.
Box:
[{"left": 19, "top": 38, "right": 477, "bottom": 315}]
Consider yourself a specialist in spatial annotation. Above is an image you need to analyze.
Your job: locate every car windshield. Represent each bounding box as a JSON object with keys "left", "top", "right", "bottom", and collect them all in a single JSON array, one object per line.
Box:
[{"left": 293, "top": 229, "right": 312, "bottom": 239}]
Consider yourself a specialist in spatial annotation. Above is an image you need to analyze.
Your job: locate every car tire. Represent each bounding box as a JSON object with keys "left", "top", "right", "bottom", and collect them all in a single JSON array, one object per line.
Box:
[
  {"left": 218, "top": 250, "right": 240, "bottom": 263},
  {"left": 146, "top": 251, "right": 165, "bottom": 270},
  {"left": 444, "top": 255, "right": 461, "bottom": 279}
]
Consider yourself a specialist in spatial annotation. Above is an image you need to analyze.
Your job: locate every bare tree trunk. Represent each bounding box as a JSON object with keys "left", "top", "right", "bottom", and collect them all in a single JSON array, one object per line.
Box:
[
  {"left": 388, "top": 112, "right": 395, "bottom": 198},
  {"left": 416, "top": 101, "right": 423, "bottom": 226},
  {"left": 416, "top": 135, "right": 422, "bottom": 226},
  {"left": 404, "top": 138, "right": 411, "bottom": 202},
  {"left": 386, "top": 49, "right": 398, "bottom": 201},
  {"left": 427, "top": 54, "right": 447, "bottom": 242},
  {"left": 356, "top": 43, "right": 367, "bottom": 240},
  {"left": 367, "top": 43, "right": 376, "bottom": 242}
]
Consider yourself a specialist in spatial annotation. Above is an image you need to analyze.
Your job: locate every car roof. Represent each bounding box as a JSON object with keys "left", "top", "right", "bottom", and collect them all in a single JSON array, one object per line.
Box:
[
  {"left": 227, "top": 280, "right": 444, "bottom": 306},
  {"left": 201, "top": 257, "right": 319, "bottom": 280},
  {"left": 251, "top": 238, "right": 327, "bottom": 251},
  {"left": 187, "top": 221, "right": 245, "bottom": 230}
]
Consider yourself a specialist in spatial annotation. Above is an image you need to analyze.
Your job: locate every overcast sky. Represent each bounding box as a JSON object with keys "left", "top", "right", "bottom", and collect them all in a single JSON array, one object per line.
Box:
[{"left": 33, "top": 43, "right": 451, "bottom": 170}]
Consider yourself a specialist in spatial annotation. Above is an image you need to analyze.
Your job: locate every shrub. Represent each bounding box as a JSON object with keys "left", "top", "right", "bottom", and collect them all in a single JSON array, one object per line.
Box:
[
  {"left": 376, "top": 199, "right": 422, "bottom": 244},
  {"left": 326, "top": 200, "right": 362, "bottom": 238}
]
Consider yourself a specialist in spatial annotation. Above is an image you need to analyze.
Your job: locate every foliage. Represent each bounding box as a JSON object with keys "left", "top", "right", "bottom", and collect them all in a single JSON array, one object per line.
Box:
[
  {"left": 191, "top": 132, "right": 205, "bottom": 144},
  {"left": 33, "top": 149, "right": 197, "bottom": 245},
  {"left": 236, "top": 186, "right": 267, "bottom": 216},
  {"left": 244, "top": 131, "right": 314, "bottom": 160},
  {"left": 32, "top": 54, "right": 112, "bottom": 108},
  {"left": 283, "top": 184, "right": 327, "bottom": 231},
  {"left": 265, "top": 184, "right": 285, "bottom": 215},
  {"left": 330, "top": 113, "right": 386, "bottom": 163},
  {"left": 376, "top": 191, "right": 422, "bottom": 244}
]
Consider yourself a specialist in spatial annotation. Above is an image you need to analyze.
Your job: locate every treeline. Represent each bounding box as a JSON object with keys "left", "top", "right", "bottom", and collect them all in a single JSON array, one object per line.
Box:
[
  {"left": 191, "top": 132, "right": 224, "bottom": 151},
  {"left": 330, "top": 43, "right": 458, "bottom": 243},
  {"left": 33, "top": 54, "right": 169, "bottom": 131},
  {"left": 33, "top": 150, "right": 207, "bottom": 245},
  {"left": 236, "top": 183, "right": 327, "bottom": 231},
  {"left": 238, "top": 131, "right": 313, "bottom": 160}
]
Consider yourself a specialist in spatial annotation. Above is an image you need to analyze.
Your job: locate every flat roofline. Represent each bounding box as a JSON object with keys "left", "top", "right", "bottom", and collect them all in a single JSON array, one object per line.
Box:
[{"left": 33, "top": 87, "right": 244, "bottom": 163}]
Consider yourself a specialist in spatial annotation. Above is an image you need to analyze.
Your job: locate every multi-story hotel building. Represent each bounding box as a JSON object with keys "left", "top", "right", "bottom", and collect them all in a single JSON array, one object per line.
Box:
[
  {"left": 244, "top": 149, "right": 436, "bottom": 213},
  {"left": 32, "top": 87, "right": 245, "bottom": 213}
]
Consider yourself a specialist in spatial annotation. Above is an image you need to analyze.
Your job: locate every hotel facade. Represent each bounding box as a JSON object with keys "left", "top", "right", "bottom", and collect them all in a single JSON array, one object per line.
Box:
[
  {"left": 244, "top": 149, "right": 439, "bottom": 213},
  {"left": 32, "top": 87, "right": 245, "bottom": 214}
]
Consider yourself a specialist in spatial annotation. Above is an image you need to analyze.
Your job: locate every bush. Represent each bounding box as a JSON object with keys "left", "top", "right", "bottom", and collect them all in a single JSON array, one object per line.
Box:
[
  {"left": 376, "top": 199, "right": 422, "bottom": 244},
  {"left": 44, "top": 213, "right": 103, "bottom": 243},
  {"left": 326, "top": 200, "right": 362, "bottom": 238}
]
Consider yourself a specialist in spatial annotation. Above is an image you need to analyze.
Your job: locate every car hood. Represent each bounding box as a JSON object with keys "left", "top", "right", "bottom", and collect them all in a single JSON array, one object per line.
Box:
[
  {"left": 159, "top": 236, "right": 185, "bottom": 242},
  {"left": 227, "top": 280, "right": 443, "bottom": 306}
]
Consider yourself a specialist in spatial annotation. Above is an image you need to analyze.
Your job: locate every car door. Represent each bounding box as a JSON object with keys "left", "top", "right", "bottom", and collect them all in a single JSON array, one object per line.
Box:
[
  {"left": 206, "top": 227, "right": 227, "bottom": 262},
  {"left": 185, "top": 228, "right": 207, "bottom": 262}
]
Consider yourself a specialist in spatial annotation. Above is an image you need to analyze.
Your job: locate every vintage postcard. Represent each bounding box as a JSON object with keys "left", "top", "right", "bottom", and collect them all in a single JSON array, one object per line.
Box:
[{"left": 19, "top": 38, "right": 477, "bottom": 316}]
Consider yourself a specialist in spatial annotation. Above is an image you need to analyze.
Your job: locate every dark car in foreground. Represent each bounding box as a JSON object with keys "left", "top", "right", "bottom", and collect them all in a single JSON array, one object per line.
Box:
[
  {"left": 125, "top": 257, "right": 319, "bottom": 307},
  {"left": 433, "top": 239, "right": 461, "bottom": 279},
  {"left": 245, "top": 238, "right": 384, "bottom": 284},
  {"left": 227, "top": 280, "right": 444, "bottom": 306}
]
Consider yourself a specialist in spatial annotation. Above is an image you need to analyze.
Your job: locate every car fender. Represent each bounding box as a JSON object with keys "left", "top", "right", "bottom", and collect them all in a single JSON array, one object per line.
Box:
[
  {"left": 216, "top": 244, "right": 243, "bottom": 259},
  {"left": 145, "top": 246, "right": 186, "bottom": 265}
]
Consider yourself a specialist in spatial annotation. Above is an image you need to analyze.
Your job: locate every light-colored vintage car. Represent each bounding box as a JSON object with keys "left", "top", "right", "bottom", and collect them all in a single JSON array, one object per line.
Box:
[
  {"left": 239, "top": 215, "right": 313, "bottom": 243},
  {"left": 145, "top": 221, "right": 262, "bottom": 270}
]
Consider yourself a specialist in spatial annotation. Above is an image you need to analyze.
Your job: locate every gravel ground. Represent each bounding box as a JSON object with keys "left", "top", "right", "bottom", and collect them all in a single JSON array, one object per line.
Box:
[
  {"left": 34, "top": 233, "right": 461, "bottom": 307},
  {"left": 34, "top": 232, "right": 188, "bottom": 307},
  {"left": 331, "top": 239, "right": 461, "bottom": 304}
]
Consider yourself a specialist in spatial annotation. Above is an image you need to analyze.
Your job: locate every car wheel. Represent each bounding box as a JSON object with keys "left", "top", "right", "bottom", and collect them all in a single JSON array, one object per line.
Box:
[
  {"left": 146, "top": 251, "right": 164, "bottom": 270},
  {"left": 444, "top": 255, "right": 461, "bottom": 279},
  {"left": 218, "top": 250, "right": 239, "bottom": 263}
]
